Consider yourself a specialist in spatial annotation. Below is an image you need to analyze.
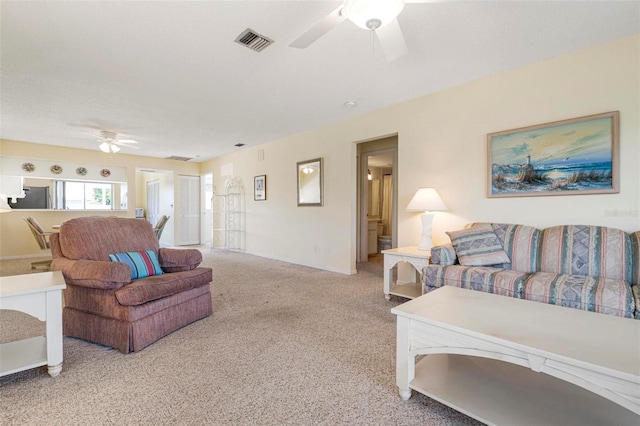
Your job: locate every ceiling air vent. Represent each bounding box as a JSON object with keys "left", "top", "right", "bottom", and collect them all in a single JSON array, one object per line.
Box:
[
  {"left": 165, "top": 155, "right": 192, "bottom": 161},
  {"left": 234, "top": 28, "right": 274, "bottom": 52}
]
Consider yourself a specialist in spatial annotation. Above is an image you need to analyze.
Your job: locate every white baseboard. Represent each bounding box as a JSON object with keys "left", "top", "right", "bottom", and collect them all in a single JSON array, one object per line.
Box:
[
  {"left": 0, "top": 254, "right": 50, "bottom": 261},
  {"left": 242, "top": 250, "right": 356, "bottom": 275}
]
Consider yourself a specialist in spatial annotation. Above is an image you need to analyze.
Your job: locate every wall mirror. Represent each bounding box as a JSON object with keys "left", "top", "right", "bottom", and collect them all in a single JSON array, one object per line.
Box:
[{"left": 297, "top": 158, "right": 323, "bottom": 206}]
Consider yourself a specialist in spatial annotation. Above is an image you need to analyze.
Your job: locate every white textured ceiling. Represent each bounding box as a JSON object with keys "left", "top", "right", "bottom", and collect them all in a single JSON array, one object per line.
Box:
[{"left": 2, "top": 1, "right": 639, "bottom": 162}]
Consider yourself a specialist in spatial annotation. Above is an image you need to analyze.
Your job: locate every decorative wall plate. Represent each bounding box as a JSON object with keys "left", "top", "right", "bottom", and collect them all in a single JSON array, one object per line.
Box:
[
  {"left": 100, "top": 168, "right": 111, "bottom": 177},
  {"left": 50, "top": 164, "right": 63, "bottom": 174},
  {"left": 76, "top": 167, "right": 88, "bottom": 176},
  {"left": 22, "top": 162, "right": 35, "bottom": 173}
]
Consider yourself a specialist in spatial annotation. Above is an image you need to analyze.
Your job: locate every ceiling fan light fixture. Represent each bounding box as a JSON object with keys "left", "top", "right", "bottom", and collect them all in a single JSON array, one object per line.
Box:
[
  {"left": 343, "top": 0, "right": 405, "bottom": 30},
  {"left": 99, "top": 141, "right": 120, "bottom": 153}
]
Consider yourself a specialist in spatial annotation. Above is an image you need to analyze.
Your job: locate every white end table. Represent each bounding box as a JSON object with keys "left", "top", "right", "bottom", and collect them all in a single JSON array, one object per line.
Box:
[
  {"left": 0, "top": 271, "right": 66, "bottom": 377},
  {"left": 382, "top": 246, "right": 430, "bottom": 300}
]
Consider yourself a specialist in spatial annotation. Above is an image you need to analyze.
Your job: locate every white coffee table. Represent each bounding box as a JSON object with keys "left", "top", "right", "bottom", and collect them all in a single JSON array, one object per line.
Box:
[
  {"left": 382, "top": 246, "right": 430, "bottom": 300},
  {"left": 0, "top": 271, "right": 66, "bottom": 377},
  {"left": 391, "top": 286, "right": 640, "bottom": 425}
]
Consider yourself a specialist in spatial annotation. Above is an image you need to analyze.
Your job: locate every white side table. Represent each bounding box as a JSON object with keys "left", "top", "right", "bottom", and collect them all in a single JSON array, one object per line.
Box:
[
  {"left": 0, "top": 271, "right": 66, "bottom": 377},
  {"left": 382, "top": 246, "right": 430, "bottom": 300}
]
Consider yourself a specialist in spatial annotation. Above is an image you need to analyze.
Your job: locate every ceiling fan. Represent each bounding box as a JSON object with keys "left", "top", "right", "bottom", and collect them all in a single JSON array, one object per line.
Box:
[
  {"left": 96, "top": 130, "right": 138, "bottom": 153},
  {"left": 289, "top": 0, "right": 430, "bottom": 62}
]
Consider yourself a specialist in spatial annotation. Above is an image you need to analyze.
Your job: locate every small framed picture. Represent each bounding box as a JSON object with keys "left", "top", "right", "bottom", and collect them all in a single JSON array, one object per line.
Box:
[{"left": 254, "top": 175, "right": 266, "bottom": 201}]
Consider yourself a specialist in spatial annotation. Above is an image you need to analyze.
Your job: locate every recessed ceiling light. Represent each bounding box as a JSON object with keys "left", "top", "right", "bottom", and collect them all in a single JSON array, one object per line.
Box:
[
  {"left": 234, "top": 143, "right": 245, "bottom": 147},
  {"left": 344, "top": 100, "right": 357, "bottom": 108}
]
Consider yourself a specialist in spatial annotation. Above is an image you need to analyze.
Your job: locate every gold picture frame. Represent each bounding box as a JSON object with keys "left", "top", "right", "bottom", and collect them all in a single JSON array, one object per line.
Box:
[{"left": 487, "top": 111, "right": 619, "bottom": 198}]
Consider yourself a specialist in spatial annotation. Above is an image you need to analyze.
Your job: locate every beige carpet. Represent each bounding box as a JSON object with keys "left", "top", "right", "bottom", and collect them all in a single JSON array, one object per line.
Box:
[{"left": 0, "top": 250, "right": 480, "bottom": 425}]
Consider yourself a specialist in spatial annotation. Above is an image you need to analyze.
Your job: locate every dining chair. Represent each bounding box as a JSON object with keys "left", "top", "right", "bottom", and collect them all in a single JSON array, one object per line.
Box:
[
  {"left": 23, "top": 216, "right": 53, "bottom": 270},
  {"left": 153, "top": 215, "right": 170, "bottom": 240}
]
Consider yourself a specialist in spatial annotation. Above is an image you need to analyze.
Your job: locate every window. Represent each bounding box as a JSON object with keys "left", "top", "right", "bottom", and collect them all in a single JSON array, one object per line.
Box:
[{"left": 54, "top": 181, "right": 115, "bottom": 210}]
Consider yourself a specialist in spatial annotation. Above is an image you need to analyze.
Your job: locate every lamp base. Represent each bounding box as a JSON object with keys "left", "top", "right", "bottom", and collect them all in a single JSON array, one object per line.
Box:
[{"left": 417, "top": 212, "right": 435, "bottom": 251}]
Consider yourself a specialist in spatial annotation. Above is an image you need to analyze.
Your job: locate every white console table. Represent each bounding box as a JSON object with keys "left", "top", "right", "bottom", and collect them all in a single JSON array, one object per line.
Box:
[
  {"left": 0, "top": 271, "right": 66, "bottom": 377},
  {"left": 382, "top": 246, "right": 430, "bottom": 300},
  {"left": 391, "top": 286, "right": 640, "bottom": 425}
]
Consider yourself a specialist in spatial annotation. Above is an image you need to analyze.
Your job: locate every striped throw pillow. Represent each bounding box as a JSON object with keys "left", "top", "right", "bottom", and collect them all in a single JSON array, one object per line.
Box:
[
  {"left": 108, "top": 250, "right": 163, "bottom": 280},
  {"left": 446, "top": 224, "right": 511, "bottom": 266}
]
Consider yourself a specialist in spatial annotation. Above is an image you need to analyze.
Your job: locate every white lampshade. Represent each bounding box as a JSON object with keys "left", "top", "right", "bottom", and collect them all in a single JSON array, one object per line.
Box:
[
  {"left": 406, "top": 188, "right": 447, "bottom": 251},
  {"left": 343, "top": 0, "right": 405, "bottom": 30},
  {"left": 0, "top": 197, "right": 12, "bottom": 213},
  {"left": 406, "top": 188, "right": 448, "bottom": 213}
]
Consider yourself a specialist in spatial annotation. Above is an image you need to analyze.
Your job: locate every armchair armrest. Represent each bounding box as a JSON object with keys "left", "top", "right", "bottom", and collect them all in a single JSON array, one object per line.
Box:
[
  {"left": 430, "top": 244, "right": 458, "bottom": 265},
  {"left": 158, "top": 248, "right": 202, "bottom": 272},
  {"left": 51, "top": 257, "right": 131, "bottom": 290}
]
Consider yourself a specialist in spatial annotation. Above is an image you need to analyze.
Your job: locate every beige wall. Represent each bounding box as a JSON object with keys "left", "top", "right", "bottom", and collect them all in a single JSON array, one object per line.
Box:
[
  {"left": 201, "top": 34, "right": 640, "bottom": 274},
  {"left": 3, "top": 35, "right": 638, "bottom": 272},
  {"left": 0, "top": 141, "right": 200, "bottom": 258}
]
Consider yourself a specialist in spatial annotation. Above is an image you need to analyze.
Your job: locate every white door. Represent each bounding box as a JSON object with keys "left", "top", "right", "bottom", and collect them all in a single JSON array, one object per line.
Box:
[
  {"left": 146, "top": 180, "right": 160, "bottom": 227},
  {"left": 201, "top": 173, "right": 213, "bottom": 246},
  {"left": 178, "top": 175, "right": 200, "bottom": 245}
]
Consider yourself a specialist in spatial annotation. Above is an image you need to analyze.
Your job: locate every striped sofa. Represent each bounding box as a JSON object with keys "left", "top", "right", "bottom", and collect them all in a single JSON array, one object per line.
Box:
[{"left": 423, "top": 223, "right": 640, "bottom": 319}]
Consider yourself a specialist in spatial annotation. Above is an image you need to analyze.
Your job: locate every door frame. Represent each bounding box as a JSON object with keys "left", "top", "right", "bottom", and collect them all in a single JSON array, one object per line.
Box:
[{"left": 357, "top": 145, "right": 398, "bottom": 263}]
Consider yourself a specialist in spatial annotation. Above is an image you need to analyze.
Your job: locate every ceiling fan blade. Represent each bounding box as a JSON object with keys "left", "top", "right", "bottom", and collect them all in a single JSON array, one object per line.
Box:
[
  {"left": 116, "top": 139, "right": 138, "bottom": 144},
  {"left": 289, "top": 6, "right": 346, "bottom": 49},
  {"left": 111, "top": 142, "right": 138, "bottom": 150},
  {"left": 375, "top": 18, "right": 408, "bottom": 62}
]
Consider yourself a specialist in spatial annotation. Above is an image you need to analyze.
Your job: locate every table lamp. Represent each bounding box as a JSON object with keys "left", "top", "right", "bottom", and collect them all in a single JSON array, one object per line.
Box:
[{"left": 406, "top": 188, "right": 447, "bottom": 251}]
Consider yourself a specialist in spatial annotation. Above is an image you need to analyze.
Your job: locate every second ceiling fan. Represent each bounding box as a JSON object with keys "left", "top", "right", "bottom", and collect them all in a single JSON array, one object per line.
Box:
[
  {"left": 289, "top": 0, "right": 429, "bottom": 62},
  {"left": 96, "top": 130, "right": 138, "bottom": 153}
]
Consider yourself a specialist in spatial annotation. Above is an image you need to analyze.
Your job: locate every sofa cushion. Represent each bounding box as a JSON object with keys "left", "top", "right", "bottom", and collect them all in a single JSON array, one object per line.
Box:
[
  {"left": 115, "top": 267, "right": 212, "bottom": 306},
  {"left": 423, "top": 265, "right": 528, "bottom": 298},
  {"left": 491, "top": 223, "right": 540, "bottom": 273},
  {"left": 446, "top": 224, "right": 511, "bottom": 266},
  {"left": 632, "top": 285, "right": 640, "bottom": 320},
  {"left": 109, "top": 250, "right": 163, "bottom": 280},
  {"left": 522, "top": 272, "right": 634, "bottom": 318},
  {"left": 630, "top": 231, "right": 640, "bottom": 287},
  {"left": 538, "top": 225, "right": 632, "bottom": 282},
  {"left": 430, "top": 244, "right": 457, "bottom": 266}
]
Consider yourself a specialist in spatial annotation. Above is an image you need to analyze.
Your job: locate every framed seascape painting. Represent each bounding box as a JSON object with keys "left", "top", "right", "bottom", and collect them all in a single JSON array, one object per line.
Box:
[
  {"left": 487, "top": 111, "right": 619, "bottom": 198},
  {"left": 254, "top": 175, "right": 266, "bottom": 201}
]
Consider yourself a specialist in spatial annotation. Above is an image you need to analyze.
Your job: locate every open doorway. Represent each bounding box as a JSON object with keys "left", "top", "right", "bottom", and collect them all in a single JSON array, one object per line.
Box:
[
  {"left": 136, "top": 168, "right": 175, "bottom": 246},
  {"left": 357, "top": 136, "right": 398, "bottom": 266}
]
